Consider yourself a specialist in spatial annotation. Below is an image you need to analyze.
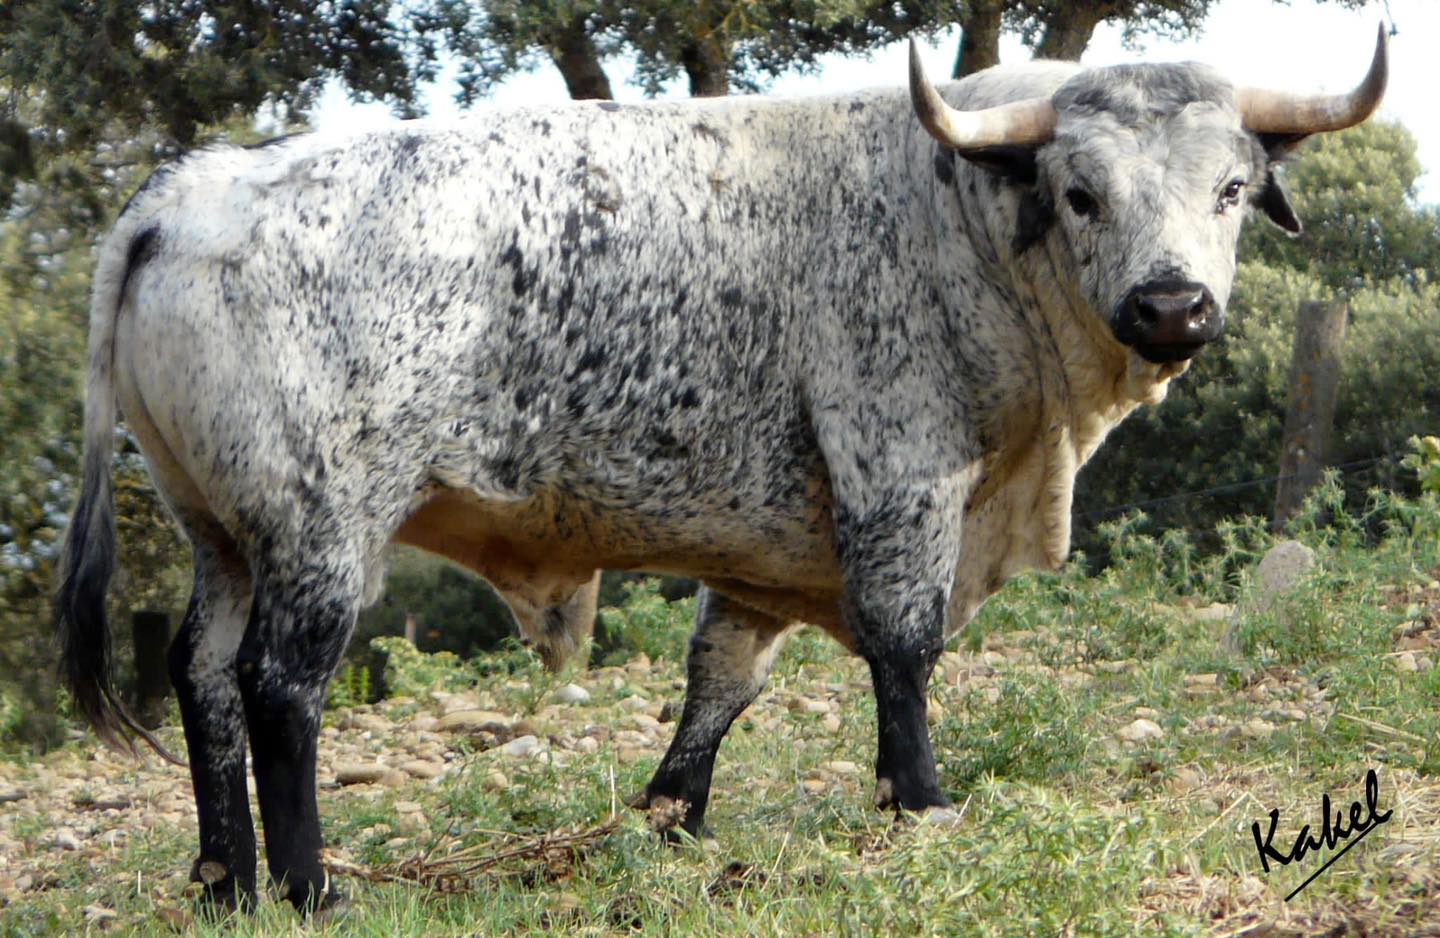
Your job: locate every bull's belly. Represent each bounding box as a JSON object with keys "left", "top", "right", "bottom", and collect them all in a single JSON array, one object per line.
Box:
[{"left": 392, "top": 483, "right": 847, "bottom": 630}]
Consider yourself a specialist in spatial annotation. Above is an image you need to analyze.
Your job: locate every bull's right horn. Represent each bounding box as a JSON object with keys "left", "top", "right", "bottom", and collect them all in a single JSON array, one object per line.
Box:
[
  {"left": 1237, "top": 23, "right": 1388, "bottom": 135},
  {"left": 908, "top": 40, "right": 1056, "bottom": 150}
]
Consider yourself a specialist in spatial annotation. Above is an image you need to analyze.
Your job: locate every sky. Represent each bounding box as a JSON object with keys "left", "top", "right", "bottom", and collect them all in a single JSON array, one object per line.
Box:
[{"left": 314, "top": 0, "right": 1440, "bottom": 203}]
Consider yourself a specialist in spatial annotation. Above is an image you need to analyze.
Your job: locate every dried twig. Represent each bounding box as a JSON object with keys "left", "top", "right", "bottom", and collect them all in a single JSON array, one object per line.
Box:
[{"left": 322, "top": 815, "right": 623, "bottom": 894}]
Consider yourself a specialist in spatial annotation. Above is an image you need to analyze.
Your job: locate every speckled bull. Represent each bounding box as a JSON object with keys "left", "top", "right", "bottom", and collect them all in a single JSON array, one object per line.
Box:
[{"left": 57, "top": 30, "right": 1387, "bottom": 914}]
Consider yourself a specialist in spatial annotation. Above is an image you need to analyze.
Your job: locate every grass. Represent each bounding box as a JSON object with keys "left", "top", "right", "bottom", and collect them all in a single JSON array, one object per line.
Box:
[{"left": 5, "top": 483, "right": 1440, "bottom": 935}]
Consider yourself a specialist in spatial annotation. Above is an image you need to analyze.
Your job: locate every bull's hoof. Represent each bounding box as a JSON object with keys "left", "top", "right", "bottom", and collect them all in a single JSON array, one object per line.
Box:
[
  {"left": 187, "top": 857, "right": 254, "bottom": 919},
  {"left": 312, "top": 888, "right": 351, "bottom": 922},
  {"left": 873, "top": 776, "right": 952, "bottom": 815},
  {"left": 275, "top": 871, "right": 345, "bottom": 916},
  {"left": 645, "top": 794, "right": 691, "bottom": 834}
]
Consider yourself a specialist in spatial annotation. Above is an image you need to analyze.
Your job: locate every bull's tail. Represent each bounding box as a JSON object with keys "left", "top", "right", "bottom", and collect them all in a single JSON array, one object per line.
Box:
[{"left": 54, "top": 214, "right": 179, "bottom": 763}]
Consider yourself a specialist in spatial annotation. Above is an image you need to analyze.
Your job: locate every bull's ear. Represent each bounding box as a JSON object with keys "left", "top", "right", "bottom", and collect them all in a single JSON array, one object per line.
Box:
[
  {"left": 1253, "top": 166, "right": 1302, "bottom": 235},
  {"left": 957, "top": 144, "right": 1039, "bottom": 184}
]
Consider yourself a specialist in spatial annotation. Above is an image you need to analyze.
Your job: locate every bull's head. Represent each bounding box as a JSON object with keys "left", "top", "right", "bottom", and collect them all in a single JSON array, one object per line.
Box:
[{"left": 910, "top": 27, "right": 1388, "bottom": 365}]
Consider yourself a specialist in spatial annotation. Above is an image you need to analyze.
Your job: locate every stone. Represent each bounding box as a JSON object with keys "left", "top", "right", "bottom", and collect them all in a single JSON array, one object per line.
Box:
[
  {"left": 335, "top": 763, "right": 406, "bottom": 787},
  {"left": 1241, "top": 719, "right": 1276, "bottom": 740},
  {"left": 821, "top": 714, "right": 842, "bottom": 734},
  {"left": 1395, "top": 652, "right": 1419, "bottom": 673},
  {"left": 436, "top": 710, "right": 511, "bottom": 733},
  {"left": 1117, "top": 718, "right": 1164, "bottom": 743},
  {"left": 499, "top": 735, "right": 544, "bottom": 758},
  {"left": 555, "top": 683, "right": 591, "bottom": 705},
  {"left": 1255, "top": 540, "right": 1316, "bottom": 600},
  {"left": 398, "top": 760, "right": 443, "bottom": 780},
  {"left": 1134, "top": 707, "right": 1161, "bottom": 721},
  {"left": 824, "top": 760, "right": 861, "bottom": 776},
  {"left": 483, "top": 770, "right": 509, "bottom": 791},
  {"left": 1186, "top": 603, "right": 1234, "bottom": 624}
]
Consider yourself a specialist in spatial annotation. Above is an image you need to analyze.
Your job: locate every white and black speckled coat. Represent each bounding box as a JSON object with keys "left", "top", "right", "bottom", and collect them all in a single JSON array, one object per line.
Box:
[{"left": 55, "top": 52, "right": 1360, "bottom": 910}]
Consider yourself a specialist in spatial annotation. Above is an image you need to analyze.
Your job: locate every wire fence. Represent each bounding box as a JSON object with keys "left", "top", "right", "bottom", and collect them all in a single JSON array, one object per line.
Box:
[{"left": 1074, "top": 454, "right": 1402, "bottom": 525}]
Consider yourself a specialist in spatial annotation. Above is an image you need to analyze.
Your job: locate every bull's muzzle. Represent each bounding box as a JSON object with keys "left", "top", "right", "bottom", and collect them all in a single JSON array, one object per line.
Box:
[{"left": 1112, "top": 280, "right": 1224, "bottom": 363}]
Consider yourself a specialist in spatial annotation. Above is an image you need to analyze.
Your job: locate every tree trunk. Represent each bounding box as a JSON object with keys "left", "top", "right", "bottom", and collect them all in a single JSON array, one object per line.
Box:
[
  {"left": 953, "top": 0, "right": 1003, "bottom": 79},
  {"left": 131, "top": 610, "right": 171, "bottom": 730},
  {"left": 1035, "top": 3, "right": 1114, "bottom": 61},
  {"left": 548, "top": 15, "right": 613, "bottom": 100},
  {"left": 1274, "top": 299, "right": 1348, "bottom": 528},
  {"left": 681, "top": 36, "right": 729, "bottom": 97}
]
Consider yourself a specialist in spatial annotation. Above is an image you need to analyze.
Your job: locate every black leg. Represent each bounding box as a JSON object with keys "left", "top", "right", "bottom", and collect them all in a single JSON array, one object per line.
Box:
[
  {"left": 861, "top": 621, "right": 949, "bottom": 813},
  {"left": 237, "top": 569, "right": 357, "bottom": 914},
  {"left": 167, "top": 551, "right": 258, "bottom": 912},
  {"left": 641, "top": 589, "right": 787, "bottom": 840}
]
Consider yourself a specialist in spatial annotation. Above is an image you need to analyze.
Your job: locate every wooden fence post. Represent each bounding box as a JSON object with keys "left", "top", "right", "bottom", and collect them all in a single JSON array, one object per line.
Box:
[
  {"left": 1274, "top": 299, "right": 1347, "bottom": 528},
  {"left": 131, "top": 610, "right": 171, "bottom": 729}
]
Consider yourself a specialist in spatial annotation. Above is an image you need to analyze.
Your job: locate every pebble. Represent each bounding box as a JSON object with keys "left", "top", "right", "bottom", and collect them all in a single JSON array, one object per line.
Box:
[
  {"left": 52, "top": 829, "right": 81, "bottom": 851},
  {"left": 1169, "top": 767, "right": 1203, "bottom": 793},
  {"left": 483, "top": 770, "right": 509, "bottom": 791},
  {"left": 436, "top": 710, "right": 511, "bottom": 732},
  {"left": 1395, "top": 652, "right": 1419, "bottom": 673},
  {"left": 555, "top": 683, "right": 591, "bottom": 705},
  {"left": 821, "top": 714, "right": 842, "bottom": 733},
  {"left": 1134, "top": 707, "right": 1161, "bottom": 721},
  {"left": 334, "top": 763, "right": 407, "bottom": 787},
  {"left": 345, "top": 712, "right": 392, "bottom": 733},
  {"left": 1118, "top": 718, "right": 1164, "bottom": 743},
  {"left": 1241, "top": 719, "right": 1276, "bottom": 740},
  {"left": 499, "top": 735, "right": 544, "bottom": 758},
  {"left": 398, "top": 760, "right": 443, "bottom": 780}
]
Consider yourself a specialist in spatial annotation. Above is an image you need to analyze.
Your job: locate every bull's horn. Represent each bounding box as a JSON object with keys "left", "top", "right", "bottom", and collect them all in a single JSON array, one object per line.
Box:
[
  {"left": 908, "top": 40, "right": 1056, "bottom": 150},
  {"left": 1237, "top": 23, "right": 1388, "bottom": 135}
]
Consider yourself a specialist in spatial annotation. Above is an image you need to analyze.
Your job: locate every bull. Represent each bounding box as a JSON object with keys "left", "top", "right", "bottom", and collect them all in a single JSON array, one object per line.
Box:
[{"left": 56, "top": 29, "right": 1387, "bottom": 913}]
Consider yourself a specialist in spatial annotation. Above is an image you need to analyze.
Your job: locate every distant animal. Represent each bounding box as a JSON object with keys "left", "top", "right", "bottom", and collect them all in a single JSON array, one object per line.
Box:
[{"left": 57, "top": 27, "right": 1387, "bottom": 914}]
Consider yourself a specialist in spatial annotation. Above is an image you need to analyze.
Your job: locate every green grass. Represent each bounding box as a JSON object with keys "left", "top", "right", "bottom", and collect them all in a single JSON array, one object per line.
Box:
[{"left": 6, "top": 485, "right": 1440, "bottom": 935}]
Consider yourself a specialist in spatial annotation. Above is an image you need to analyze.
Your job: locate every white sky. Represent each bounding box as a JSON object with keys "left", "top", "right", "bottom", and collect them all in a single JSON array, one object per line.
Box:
[{"left": 315, "top": 0, "right": 1439, "bottom": 203}]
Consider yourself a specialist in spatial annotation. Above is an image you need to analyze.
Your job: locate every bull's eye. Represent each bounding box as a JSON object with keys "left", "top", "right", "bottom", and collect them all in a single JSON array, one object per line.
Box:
[
  {"left": 1218, "top": 178, "right": 1246, "bottom": 211},
  {"left": 1065, "top": 187, "right": 1099, "bottom": 220}
]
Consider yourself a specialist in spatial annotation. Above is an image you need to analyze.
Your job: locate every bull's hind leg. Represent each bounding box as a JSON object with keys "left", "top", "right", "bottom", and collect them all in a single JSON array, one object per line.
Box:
[
  {"left": 640, "top": 588, "right": 789, "bottom": 840},
  {"left": 237, "top": 548, "right": 366, "bottom": 913},
  {"left": 168, "top": 534, "right": 257, "bottom": 911}
]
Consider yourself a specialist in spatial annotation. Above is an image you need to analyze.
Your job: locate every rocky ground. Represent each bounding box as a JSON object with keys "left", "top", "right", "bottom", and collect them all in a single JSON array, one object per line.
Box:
[{"left": 5, "top": 544, "right": 1440, "bottom": 934}]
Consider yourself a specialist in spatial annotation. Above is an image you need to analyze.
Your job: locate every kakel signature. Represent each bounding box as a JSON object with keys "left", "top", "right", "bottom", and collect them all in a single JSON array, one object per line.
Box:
[{"left": 1251, "top": 768, "right": 1393, "bottom": 901}]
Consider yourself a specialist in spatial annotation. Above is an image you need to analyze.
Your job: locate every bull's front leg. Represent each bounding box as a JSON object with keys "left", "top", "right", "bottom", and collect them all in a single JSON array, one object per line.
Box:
[
  {"left": 835, "top": 488, "right": 961, "bottom": 816},
  {"left": 640, "top": 589, "right": 789, "bottom": 840}
]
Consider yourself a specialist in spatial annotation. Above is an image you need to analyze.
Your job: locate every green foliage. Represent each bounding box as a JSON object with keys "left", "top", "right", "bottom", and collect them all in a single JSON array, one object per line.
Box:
[
  {"left": 939, "top": 674, "right": 1095, "bottom": 789},
  {"left": 328, "top": 663, "right": 375, "bottom": 709},
  {"left": 590, "top": 578, "right": 697, "bottom": 668},
  {"left": 1402, "top": 435, "right": 1440, "bottom": 496},
  {"left": 371, "top": 636, "right": 476, "bottom": 699},
  {"left": 0, "top": 2, "right": 433, "bottom": 190}
]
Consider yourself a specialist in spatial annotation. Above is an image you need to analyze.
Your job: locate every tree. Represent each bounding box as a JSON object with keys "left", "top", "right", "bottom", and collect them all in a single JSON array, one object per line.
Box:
[
  {"left": 435, "top": 1, "right": 945, "bottom": 101},
  {"left": 0, "top": 3, "right": 442, "bottom": 747},
  {"left": 952, "top": 0, "right": 1373, "bottom": 78}
]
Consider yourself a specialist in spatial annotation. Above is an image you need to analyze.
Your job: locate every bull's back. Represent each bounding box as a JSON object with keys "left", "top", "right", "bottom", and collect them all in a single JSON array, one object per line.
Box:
[{"left": 111, "top": 105, "right": 852, "bottom": 601}]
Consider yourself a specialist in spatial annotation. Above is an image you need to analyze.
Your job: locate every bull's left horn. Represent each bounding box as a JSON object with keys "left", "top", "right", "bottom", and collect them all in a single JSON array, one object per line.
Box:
[
  {"left": 908, "top": 40, "right": 1056, "bottom": 150},
  {"left": 1237, "top": 23, "right": 1388, "bottom": 135}
]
